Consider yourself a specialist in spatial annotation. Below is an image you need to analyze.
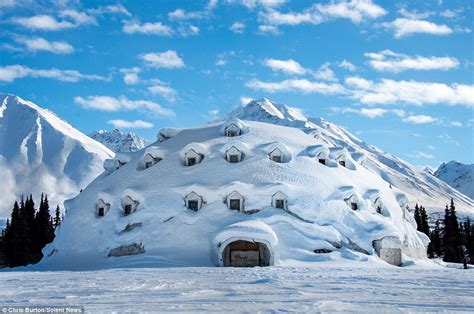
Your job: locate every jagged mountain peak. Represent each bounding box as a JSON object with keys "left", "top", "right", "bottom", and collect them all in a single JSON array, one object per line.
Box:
[
  {"left": 434, "top": 161, "right": 473, "bottom": 199},
  {"left": 90, "top": 129, "right": 150, "bottom": 153}
]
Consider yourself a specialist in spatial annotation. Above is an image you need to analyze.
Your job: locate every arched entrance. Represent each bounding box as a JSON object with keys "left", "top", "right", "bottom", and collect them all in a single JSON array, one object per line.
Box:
[{"left": 222, "top": 240, "right": 271, "bottom": 267}]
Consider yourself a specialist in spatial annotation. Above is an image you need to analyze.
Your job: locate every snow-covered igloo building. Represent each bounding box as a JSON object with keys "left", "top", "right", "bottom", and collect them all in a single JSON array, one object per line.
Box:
[{"left": 38, "top": 118, "right": 429, "bottom": 270}]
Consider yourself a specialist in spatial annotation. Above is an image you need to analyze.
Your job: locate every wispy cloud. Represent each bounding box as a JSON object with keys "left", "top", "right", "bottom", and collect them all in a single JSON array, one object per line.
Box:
[
  {"left": 225, "top": 0, "right": 287, "bottom": 9},
  {"left": 123, "top": 21, "right": 173, "bottom": 36},
  {"left": 230, "top": 21, "right": 245, "bottom": 33},
  {"left": 332, "top": 107, "right": 406, "bottom": 119},
  {"left": 107, "top": 119, "right": 154, "bottom": 129},
  {"left": 258, "top": 24, "right": 280, "bottom": 35},
  {"left": 140, "top": 50, "right": 185, "bottom": 69},
  {"left": 345, "top": 76, "right": 473, "bottom": 107},
  {"left": 384, "top": 18, "right": 452, "bottom": 38},
  {"left": 337, "top": 59, "right": 357, "bottom": 72},
  {"left": 365, "top": 50, "right": 459, "bottom": 72},
  {"left": 264, "top": 58, "right": 306, "bottom": 75},
  {"left": 246, "top": 78, "right": 345, "bottom": 94},
  {"left": 11, "top": 9, "right": 98, "bottom": 31},
  {"left": 10, "top": 35, "right": 74, "bottom": 54},
  {"left": 403, "top": 114, "right": 438, "bottom": 124},
  {"left": 0, "top": 65, "right": 107, "bottom": 83},
  {"left": 74, "top": 95, "right": 175, "bottom": 117},
  {"left": 147, "top": 80, "right": 177, "bottom": 102},
  {"left": 119, "top": 67, "right": 141, "bottom": 85},
  {"left": 259, "top": 0, "right": 386, "bottom": 26}
]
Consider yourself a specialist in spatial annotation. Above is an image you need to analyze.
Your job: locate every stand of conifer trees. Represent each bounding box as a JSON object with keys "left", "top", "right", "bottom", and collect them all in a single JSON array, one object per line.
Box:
[
  {"left": 415, "top": 199, "right": 474, "bottom": 266},
  {"left": 0, "top": 194, "right": 61, "bottom": 267}
]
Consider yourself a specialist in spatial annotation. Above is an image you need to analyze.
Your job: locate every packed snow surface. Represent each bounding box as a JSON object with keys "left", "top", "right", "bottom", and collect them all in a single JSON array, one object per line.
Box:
[
  {"left": 434, "top": 161, "right": 473, "bottom": 200},
  {"left": 90, "top": 129, "right": 149, "bottom": 153},
  {"left": 1, "top": 266, "right": 473, "bottom": 312},
  {"left": 0, "top": 94, "right": 114, "bottom": 217}
]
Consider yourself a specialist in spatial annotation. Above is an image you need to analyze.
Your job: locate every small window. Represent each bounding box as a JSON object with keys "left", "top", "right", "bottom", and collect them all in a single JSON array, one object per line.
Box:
[
  {"left": 272, "top": 155, "right": 282, "bottom": 163},
  {"left": 318, "top": 159, "right": 326, "bottom": 165},
  {"left": 376, "top": 206, "right": 382, "bottom": 214},
  {"left": 275, "top": 199, "right": 285, "bottom": 209},
  {"left": 97, "top": 207, "right": 104, "bottom": 217},
  {"left": 351, "top": 202, "right": 358, "bottom": 211},
  {"left": 227, "top": 130, "right": 237, "bottom": 137},
  {"left": 188, "top": 200, "right": 199, "bottom": 211},
  {"left": 339, "top": 160, "right": 346, "bottom": 167},
  {"left": 124, "top": 204, "right": 132, "bottom": 215},
  {"left": 229, "top": 155, "right": 239, "bottom": 163},
  {"left": 188, "top": 157, "right": 197, "bottom": 166},
  {"left": 145, "top": 161, "right": 153, "bottom": 169},
  {"left": 229, "top": 199, "right": 240, "bottom": 211}
]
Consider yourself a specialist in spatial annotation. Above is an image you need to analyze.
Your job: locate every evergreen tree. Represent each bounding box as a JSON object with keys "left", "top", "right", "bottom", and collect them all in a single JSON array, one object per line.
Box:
[
  {"left": 420, "top": 206, "right": 430, "bottom": 237},
  {"left": 33, "top": 194, "right": 53, "bottom": 263},
  {"left": 414, "top": 203, "right": 421, "bottom": 231},
  {"left": 443, "top": 199, "right": 462, "bottom": 263},
  {"left": 430, "top": 220, "right": 442, "bottom": 258},
  {"left": 54, "top": 205, "right": 61, "bottom": 229}
]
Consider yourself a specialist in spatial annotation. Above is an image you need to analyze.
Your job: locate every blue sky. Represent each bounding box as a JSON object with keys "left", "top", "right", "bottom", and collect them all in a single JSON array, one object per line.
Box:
[{"left": 0, "top": 0, "right": 472, "bottom": 168}]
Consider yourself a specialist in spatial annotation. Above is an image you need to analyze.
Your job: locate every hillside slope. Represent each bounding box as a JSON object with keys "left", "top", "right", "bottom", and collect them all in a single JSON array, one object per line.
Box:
[
  {"left": 90, "top": 129, "right": 149, "bottom": 153},
  {"left": 0, "top": 94, "right": 114, "bottom": 217}
]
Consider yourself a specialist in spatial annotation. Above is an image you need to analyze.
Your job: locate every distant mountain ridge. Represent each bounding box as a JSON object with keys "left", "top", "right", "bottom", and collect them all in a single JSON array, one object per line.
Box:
[
  {"left": 90, "top": 129, "right": 149, "bottom": 153},
  {"left": 434, "top": 161, "right": 473, "bottom": 200}
]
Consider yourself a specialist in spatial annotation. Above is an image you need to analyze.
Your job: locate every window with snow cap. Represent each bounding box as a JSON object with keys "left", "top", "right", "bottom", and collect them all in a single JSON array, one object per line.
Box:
[{"left": 225, "top": 124, "right": 241, "bottom": 137}]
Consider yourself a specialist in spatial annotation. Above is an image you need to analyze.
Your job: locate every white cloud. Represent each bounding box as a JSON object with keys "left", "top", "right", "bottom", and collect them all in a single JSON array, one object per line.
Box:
[
  {"left": 230, "top": 21, "right": 245, "bottom": 33},
  {"left": 119, "top": 67, "right": 140, "bottom": 85},
  {"left": 260, "top": 0, "right": 386, "bottom": 26},
  {"left": 147, "top": 80, "right": 177, "bottom": 102},
  {"left": 107, "top": 119, "right": 154, "bottom": 129},
  {"left": 403, "top": 114, "right": 438, "bottom": 124},
  {"left": 226, "top": 0, "right": 286, "bottom": 9},
  {"left": 178, "top": 25, "right": 200, "bottom": 37},
  {"left": 258, "top": 24, "right": 280, "bottom": 35},
  {"left": 264, "top": 58, "right": 306, "bottom": 75},
  {"left": 337, "top": 59, "right": 357, "bottom": 71},
  {"left": 246, "top": 78, "right": 345, "bottom": 94},
  {"left": 384, "top": 18, "right": 452, "bottom": 38},
  {"left": 313, "top": 63, "right": 336, "bottom": 81},
  {"left": 13, "top": 36, "right": 74, "bottom": 54},
  {"left": 240, "top": 96, "right": 254, "bottom": 105},
  {"left": 140, "top": 50, "right": 185, "bottom": 69},
  {"left": 123, "top": 21, "right": 173, "bottom": 36},
  {"left": 450, "top": 121, "right": 463, "bottom": 127},
  {"left": 314, "top": 0, "right": 386, "bottom": 23},
  {"left": 345, "top": 76, "right": 474, "bottom": 108},
  {"left": 365, "top": 50, "right": 459, "bottom": 72},
  {"left": 168, "top": 8, "right": 206, "bottom": 20},
  {"left": 74, "top": 95, "right": 175, "bottom": 116},
  {"left": 11, "top": 15, "right": 75, "bottom": 31},
  {"left": 332, "top": 107, "right": 405, "bottom": 119},
  {"left": 215, "top": 58, "right": 227, "bottom": 66},
  {"left": 60, "top": 9, "right": 97, "bottom": 26},
  {"left": 88, "top": 4, "right": 131, "bottom": 16},
  {"left": 0, "top": 64, "right": 107, "bottom": 83}
]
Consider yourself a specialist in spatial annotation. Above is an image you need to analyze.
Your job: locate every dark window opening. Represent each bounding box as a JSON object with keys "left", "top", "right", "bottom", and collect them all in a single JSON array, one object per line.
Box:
[
  {"left": 98, "top": 207, "right": 104, "bottom": 216},
  {"left": 145, "top": 161, "right": 152, "bottom": 169},
  {"left": 275, "top": 199, "right": 285, "bottom": 209},
  {"left": 229, "top": 155, "right": 239, "bottom": 163},
  {"left": 188, "top": 200, "right": 199, "bottom": 211},
  {"left": 227, "top": 131, "right": 238, "bottom": 137},
  {"left": 339, "top": 160, "right": 346, "bottom": 167},
  {"left": 124, "top": 204, "right": 132, "bottom": 215},
  {"left": 351, "top": 202, "right": 358, "bottom": 211},
  {"left": 272, "top": 155, "right": 282, "bottom": 163},
  {"left": 376, "top": 206, "right": 382, "bottom": 214},
  {"left": 318, "top": 159, "right": 326, "bottom": 165},
  {"left": 229, "top": 199, "right": 240, "bottom": 211},
  {"left": 188, "top": 157, "right": 197, "bottom": 166}
]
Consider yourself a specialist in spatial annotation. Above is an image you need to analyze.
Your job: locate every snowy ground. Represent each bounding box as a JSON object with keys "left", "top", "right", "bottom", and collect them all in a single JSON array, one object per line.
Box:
[{"left": 1, "top": 265, "right": 473, "bottom": 312}]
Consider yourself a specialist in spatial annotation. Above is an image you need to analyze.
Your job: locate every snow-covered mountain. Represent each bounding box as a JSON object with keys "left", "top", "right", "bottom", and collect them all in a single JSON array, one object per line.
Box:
[
  {"left": 37, "top": 98, "right": 473, "bottom": 270},
  {"left": 434, "top": 161, "right": 473, "bottom": 200},
  {"left": 90, "top": 129, "right": 149, "bottom": 153},
  {"left": 231, "top": 99, "right": 473, "bottom": 214},
  {"left": 0, "top": 94, "right": 114, "bottom": 217}
]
